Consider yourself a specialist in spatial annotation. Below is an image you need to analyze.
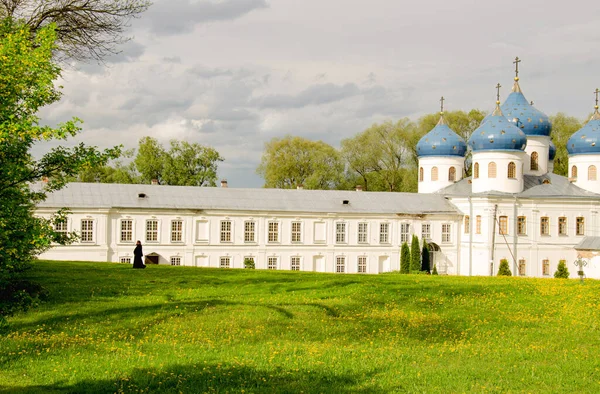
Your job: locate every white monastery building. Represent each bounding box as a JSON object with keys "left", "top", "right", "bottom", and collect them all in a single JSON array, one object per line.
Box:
[{"left": 38, "top": 61, "right": 600, "bottom": 279}]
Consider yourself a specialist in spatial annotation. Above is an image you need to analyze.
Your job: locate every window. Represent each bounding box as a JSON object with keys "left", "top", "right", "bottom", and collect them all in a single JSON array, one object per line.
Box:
[
  {"left": 517, "top": 216, "right": 526, "bottom": 235},
  {"left": 55, "top": 219, "right": 67, "bottom": 236},
  {"left": 589, "top": 165, "right": 597, "bottom": 181},
  {"left": 120, "top": 219, "right": 133, "bottom": 242},
  {"left": 542, "top": 259, "right": 550, "bottom": 276},
  {"left": 571, "top": 165, "right": 578, "bottom": 179},
  {"left": 291, "top": 256, "right": 300, "bottom": 271},
  {"left": 336, "top": 222, "right": 347, "bottom": 244},
  {"left": 558, "top": 217, "right": 567, "bottom": 235},
  {"left": 419, "top": 167, "right": 424, "bottom": 182},
  {"left": 170, "top": 256, "right": 181, "bottom": 266},
  {"left": 119, "top": 257, "right": 131, "bottom": 264},
  {"left": 518, "top": 259, "right": 526, "bottom": 276},
  {"left": 220, "top": 220, "right": 232, "bottom": 242},
  {"left": 442, "top": 224, "right": 451, "bottom": 243},
  {"left": 291, "top": 222, "right": 302, "bottom": 243},
  {"left": 171, "top": 220, "right": 183, "bottom": 242},
  {"left": 81, "top": 219, "right": 94, "bottom": 243},
  {"left": 268, "top": 257, "right": 278, "bottom": 270},
  {"left": 431, "top": 167, "right": 438, "bottom": 181},
  {"left": 540, "top": 216, "right": 549, "bottom": 235},
  {"left": 379, "top": 223, "right": 389, "bottom": 243},
  {"left": 464, "top": 216, "right": 470, "bottom": 234},
  {"left": 358, "top": 256, "right": 367, "bottom": 273},
  {"left": 220, "top": 256, "right": 231, "bottom": 268},
  {"left": 146, "top": 220, "right": 158, "bottom": 242},
  {"left": 498, "top": 216, "right": 508, "bottom": 235},
  {"left": 508, "top": 162, "right": 516, "bottom": 179},
  {"left": 449, "top": 166, "right": 456, "bottom": 182},
  {"left": 244, "top": 221, "right": 256, "bottom": 243},
  {"left": 474, "top": 162, "right": 479, "bottom": 179},
  {"left": 576, "top": 217, "right": 585, "bottom": 235},
  {"left": 476, "top": 216, "right": 482, "bottom": 234},
  {"left": 400, "top": 223, "right": 410, "bottom": 243},
  {"left": 336, "top": 256, "right": 346, "bottom": 273},
  {"left": 531, "top": 152, "right": 539, "bottom": 171},
  {"left": 268, "top": 221, "right": 279, "bottom": 243},
  {"left": 488, "top": 162, "right": 497, "bottom": 178},
  {"left": 358, "top": 222, "right": 368, "bottom": 244},
  {"left": 421, "top": 223, "right": 431, "bottom": 240}
]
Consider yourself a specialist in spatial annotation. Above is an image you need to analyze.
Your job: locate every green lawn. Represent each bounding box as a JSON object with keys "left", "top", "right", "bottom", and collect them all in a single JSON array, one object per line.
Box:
[{"left": 1, "top": 261, "right": 600, "bottom": 393}]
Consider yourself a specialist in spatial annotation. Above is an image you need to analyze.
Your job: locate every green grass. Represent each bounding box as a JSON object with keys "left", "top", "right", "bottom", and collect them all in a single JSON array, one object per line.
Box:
[{"left": 2, "top": 261, "right": 600, "bottom": 393}]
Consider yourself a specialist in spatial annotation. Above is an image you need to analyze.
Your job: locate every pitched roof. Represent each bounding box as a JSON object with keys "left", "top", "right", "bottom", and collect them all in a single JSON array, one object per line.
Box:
[
  {"left": 37, "top": 182, "right": 460, "bottom": 215},
  {"left": 574, "top": 237, "right": 600, "bottom": 251}
]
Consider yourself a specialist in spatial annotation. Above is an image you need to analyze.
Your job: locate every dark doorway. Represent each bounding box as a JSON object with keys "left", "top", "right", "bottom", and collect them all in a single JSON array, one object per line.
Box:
[{"left": 145, "top": 254, "right": 159, "bottom": 265}]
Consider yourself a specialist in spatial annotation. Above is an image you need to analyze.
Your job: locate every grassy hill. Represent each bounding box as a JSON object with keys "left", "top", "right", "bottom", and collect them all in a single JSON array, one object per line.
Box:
[{"left": 1, "top": 261, "right": 600, "bottom": 393}]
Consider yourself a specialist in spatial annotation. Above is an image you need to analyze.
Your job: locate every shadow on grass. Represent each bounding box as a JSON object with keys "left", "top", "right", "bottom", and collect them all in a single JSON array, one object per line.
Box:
[{"left": 0, "top": 362, "right": 386, "bottom": 394}]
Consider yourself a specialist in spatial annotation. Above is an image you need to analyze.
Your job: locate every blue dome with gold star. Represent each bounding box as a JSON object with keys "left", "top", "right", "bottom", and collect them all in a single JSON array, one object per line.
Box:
[
  {"left": 417, "top": 115, "right": 467, "bottom": 157},
  {"left": 567, "top": 110, "right": 600, "bottom": 155},
  {"left": 469, "top": 104, "right": 527, "bottom": 152},
  {"left": 501, "top": 80, "right": 551, "bottom": 136}
]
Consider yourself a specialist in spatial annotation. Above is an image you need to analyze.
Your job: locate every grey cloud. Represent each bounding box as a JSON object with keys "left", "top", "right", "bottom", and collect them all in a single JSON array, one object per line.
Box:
[
  {"left": 142, "top": 0, "right": 269, "bottom": 35},
  {"left": 255, "top": 83, "right": 361, "bottom": 109},
  {"left": 74, "top": 40, "right": 146, "bottom": 75},
  {"left": 163, "top": 56, "right": 182, "bottom": 64},
  {"left": 187, "top": 65, "right": 234, "bottom": 79}
]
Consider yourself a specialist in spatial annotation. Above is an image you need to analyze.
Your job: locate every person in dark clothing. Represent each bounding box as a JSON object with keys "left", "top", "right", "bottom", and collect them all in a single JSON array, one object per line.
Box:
[{"left": 133, "top": 240, "right": 146, "bottom": 269}]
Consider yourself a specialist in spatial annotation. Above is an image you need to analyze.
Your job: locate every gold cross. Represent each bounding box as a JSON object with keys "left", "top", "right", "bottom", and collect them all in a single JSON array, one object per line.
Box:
[
  {"left": 440, "top": 96, "right": 445, "bottom": 113},
  {"left": 496, "top": 83, "right": 502, "bottom": 102},
  {"left": 595, "top": 88, "right": 599, "bottom": 108},
  {"left": 513, "top": 56, "right": 521, "bottom": 79}
]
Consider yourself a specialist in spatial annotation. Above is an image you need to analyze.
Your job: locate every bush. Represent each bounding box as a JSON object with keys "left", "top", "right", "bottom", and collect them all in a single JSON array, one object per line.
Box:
[
  {"left": 432, "top": 265, "right": 438, "bottom": 275},
  {"left": 410, "top": 235, "right": 421, "bottom": 272},
  {"left": 244, "top": 258, "right": 255, "bottom": 269},
  {"left": 497, "top": 259, "right": 512, "bottom": 276},
  {"left": 400, "top": 242, "right": 410, "bottom": 274},
  {"left": 554, "top": 260, "right": 570, "bottom": 278},
  {"left": 421, "top": 240, "right": 430, "bottom": 273}
]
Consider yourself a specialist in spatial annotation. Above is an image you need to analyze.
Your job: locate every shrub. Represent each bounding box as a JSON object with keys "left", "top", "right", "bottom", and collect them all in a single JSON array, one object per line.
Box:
[
  {"left": 497, "top": 259, "right": 512, "bottom": 276},
  {"left": 432, "top": 265, "right": 438, "bottom": 275},
  {"left": 554, "top": 260, "right": 570, "bottom": 278},
  {"left": 243, "top": 258, "right": 255, "bottom": 269},
  {"left": 421, "top": 240, "right": 430, "bottom": 273},
  {"left": 410, "top": 235, "right": 421, "bottom": 272},
  {"left": 400, "top": 242, "right": 410, "bottom": 274}
]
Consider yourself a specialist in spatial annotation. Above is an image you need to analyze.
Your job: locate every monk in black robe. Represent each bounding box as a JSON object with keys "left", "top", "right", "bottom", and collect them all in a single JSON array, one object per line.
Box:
[{"left": 133, "top": 240, "right": 146, "bottom": 269}]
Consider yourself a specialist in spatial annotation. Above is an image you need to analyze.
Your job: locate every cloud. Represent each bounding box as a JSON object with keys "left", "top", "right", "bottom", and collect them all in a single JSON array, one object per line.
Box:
[
  {"left": 254, "top": 83, "right": 361, "bottom": 109},
  {"left": 141, "top": 0, "right": 269, "bottom": 35}
]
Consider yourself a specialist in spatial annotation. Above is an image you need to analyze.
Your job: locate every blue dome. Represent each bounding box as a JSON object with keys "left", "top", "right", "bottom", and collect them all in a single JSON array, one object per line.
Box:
[
  {"left": 469, "top": 106, "right": 527, "bottom": 152},
  {"left": 549, "top": 140, "right": 556, "bottom": 160},
  {"left": 417, "top": 116, "right": 467, "bottom": 157},
  {"left": 567, "top": 111, "right": 600, "bottom": 155}
]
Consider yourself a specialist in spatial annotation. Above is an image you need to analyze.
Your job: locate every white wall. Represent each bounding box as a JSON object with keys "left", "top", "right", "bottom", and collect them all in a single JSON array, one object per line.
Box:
[{"left": 418, "top": 156, "right": 465, "bottom": 194}]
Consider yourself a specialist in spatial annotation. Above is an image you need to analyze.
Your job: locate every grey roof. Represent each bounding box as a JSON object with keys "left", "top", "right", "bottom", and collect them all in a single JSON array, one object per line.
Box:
[
  {"left": 439, "top": 173, "right": 600, "bottom": 199},
  {"left": 574, "top": 237, "right": 600, "bottom": 251},
  {"left": 37, "top": 182, "right": 460, "bottom": 215}
]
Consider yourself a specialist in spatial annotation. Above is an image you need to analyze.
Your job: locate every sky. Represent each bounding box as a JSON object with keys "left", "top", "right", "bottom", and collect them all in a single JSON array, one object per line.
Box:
[{"left": 38, "top": 0, "right": 600, "bottom": 188}]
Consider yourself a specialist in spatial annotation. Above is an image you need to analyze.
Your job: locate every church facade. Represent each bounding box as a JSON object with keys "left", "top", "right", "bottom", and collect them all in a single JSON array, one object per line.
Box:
[{"left": 37, "top": 62, "right": 600, "bottom": 279}]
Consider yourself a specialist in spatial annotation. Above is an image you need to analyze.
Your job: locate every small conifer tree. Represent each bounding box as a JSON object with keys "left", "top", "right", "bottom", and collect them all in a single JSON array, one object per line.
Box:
[
  {"left": 554, "top": 260, "right": 570, "bottom": 278},
  {"left": 410, "top": 235, "right": 421, "bottom": 272},
  {"left": 497, "top": 258, "right": 512, "bottom": 276},
  {"left": 400, "top": 242, "right": 410, "bottom": 274},
  {"left": 432, "top": 264, "right": 438, "bottom": 275},
  {"left": 244, "top": 258, "right": 255, "bottom": 269},
  {"left": 421, "top": 240, "right": 430, "bottom": 273}
]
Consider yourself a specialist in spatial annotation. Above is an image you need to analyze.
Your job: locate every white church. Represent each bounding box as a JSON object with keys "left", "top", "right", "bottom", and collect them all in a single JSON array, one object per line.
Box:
[{"left": 37, "top": 63, "right": 600, "bottom": 278}]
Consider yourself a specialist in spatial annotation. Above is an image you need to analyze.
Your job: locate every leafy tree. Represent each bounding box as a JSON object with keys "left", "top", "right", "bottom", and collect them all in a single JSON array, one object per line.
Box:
[
  {"left": 421, "top": 240, "right": 430, "bottom": 273},
  {"left": 71, "top": 149, "right": 138, "bottom": 183},
  {"left": 554, "top": 260, "right": 570, "bottom": 279},
  {"left": 0, "top": 21, "right": 118, "bottom": 321},
  {"left": 0, "top": 0, "right": 150, "bottom": 62},
  {"left": 549, "top": 113, "right": 583, "bottom": 176},
  {"left": 134, "top": 136, "right": 165, "bottom": 184},
  {"left": 497, "top": 259, "right": 512, "bottom": 276},
  {"left": 162, "top": 140, "right": 223, "bottom": 187},
  {"left": 410, "top": 235, "right": 421, "bottom": 272},
  {"left": 257, "top": 135, "right": 343, "bottom": 189},
  {"left": 244, "top": 258, "right": 255, "bottom": 269},
  {"left": 400, "top": 242, "right": 410, "bottom": 274}
]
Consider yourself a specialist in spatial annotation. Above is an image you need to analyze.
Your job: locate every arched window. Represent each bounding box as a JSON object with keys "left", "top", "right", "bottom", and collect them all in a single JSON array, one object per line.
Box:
[
  {"left": 508, "top": 162, "right": 516, "bottom": 179},
  {"left": 572, "top": 165, "right": 578, "bottom": 179},
  {"left": 589, "top": 165, "right": 597, "bottom": 181},
  {"left": 530, "top": 152, "right": 539, "bottom": 171},
  {"left": 419, "top": 167, "right": 424, "bottom": 182},
  {"left": 474, "top": 163, "right": 479, "bottom": 179},
  {"left": 431, "top": 167, "right": 438, "bottom": 181},
  {"left": 448, "top": 166, "right": 456, "bottom": 182},
  {"left": 488, "top": 162, "right": 497, "bottom": 178}
]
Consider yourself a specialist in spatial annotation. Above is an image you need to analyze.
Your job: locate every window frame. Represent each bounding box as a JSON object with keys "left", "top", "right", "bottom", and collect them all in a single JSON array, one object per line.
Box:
[
  {"left": 589, "top": 165, "right": 597, "bottom": 181},
  {"left": 542, "top": 259, "right": 550, "bottom": 276},
  {"left": 400, "top": 223, "right": 410, "bottom": 244},
  {"left": 357, "top": 256, "right": 367, "bottom": 274},
  {"left": 145, "top": 219, "right": 159, "bottom": 243},
  {"left": 290, "top": 256, "right": 301, "bottom": 271},
  {"left": 267, "top": 256, "right": 278, "bottom": 270},
  {"left": 170, "top": 220, "right": 183, "bottom": 243},
  {"left": 508, "top": 162, "right": 516, "bottom": 179},
  {"left": 335, "top": 222, "right": 347, "bottom": 244},
  {"left": 220, "top": 256, "right": 231, "bottom": 268},
  {"left": 80, "top": 219, "right": 95, "bottom": 243},
  {"left": 336, "top": 256, "right": 346, "bottom": 273},
  {"left": 357, "top": 222, "right": 369, "bottom": 244},
  {"left": 488, "top": 162, "right": 497, "bottom": 178},
  {"left": 421, "top": 223, "right": 431, "bottom": 240},
  {"left": 518, "top": 259, "right": 526, "bottom": 276},
  {"left": 291, "top": 221, "right": 302, "bottom": 243},
  {"left": 540, "top": 216, "right": 550, "bottom": 235},
  {"left": 498, "top": 216, "right": 508, "bottom": 235},
  {"left": 441, "top": 223, "right": 451, "bottom": 243},
  {"left": 220, "top": 220, "right": 232, "bottom": 243},
  {"left": 576, "top": 217, "right": 585, "bottom": 236},
  {"left": 530, "top": 151, "right": 539, "bottom": 171},
  {"left": 120, "top": 219, "right": 133, "bottom": 243},
  {"left": 379, "top": 222, "right": 390, "bottom": 244},
  {"left": 464, "top": 216, "right": 470, "bottom": 234},
  {"left": 517, "top": 216, "right": 527, "bottom": 236},
  {"left": 474, "top": 162, "right": 479, "bottom": 179},
  {"left": 244, "top": 220, "right": 256, "bottom": 243},
  {"left": 268, "top": 221, "right": 280, "bottom": 243},
  {"left": 431, "top": 166, "right": 438, "bottom": 181},
  {"left": 558, "top": 217, "right": 567, "bottom": 235},
  {"left": 170, "top": 256, "right": 182, "bottom": 266},
  {"left": 448, "top": 166, "right": 456, "bottom": 182},
  {"left": 475, "top": 215, "right": 482, "bottom": 234}
]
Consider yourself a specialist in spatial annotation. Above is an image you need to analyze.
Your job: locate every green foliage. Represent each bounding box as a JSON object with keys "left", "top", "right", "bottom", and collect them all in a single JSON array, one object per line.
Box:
[
  {"left": 497, "top": 259, "right": 512, "bottom": 276},
  {"left": 432, "top": 264, "right": 438, "bottom": 275},
  {"left": 550, "top": 113, "right": 583, "bottom": 176},
  {"left": 0, "top": 21, "right": 118, "bottom": 319},
  {"left": 162, "top": 140, "right": 223, "bottom": 187},
  {"left": 410, "top": 235, "right": 421, "bottom": 272},
  {"left": 421, "top": 240, "right": 430, "bottom": 273},
  {"left": 400, "top": 242, "right": 410, "bottom": 274},
  {"left": 257, "top": 135, "right": 343, "bottom": 189},
  {"left": 244, "top": 258, "right": 255, "bottom": 269},
  {"left": 554, "top": 260, "right": 570, "bottom": 279}
]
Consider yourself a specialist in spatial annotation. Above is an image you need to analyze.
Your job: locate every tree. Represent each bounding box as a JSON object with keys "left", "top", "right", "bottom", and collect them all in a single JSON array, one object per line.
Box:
[
  {"left": 421, "top": 240, "right": 430, "bottom": 273},
  {"left": 497, "top": 259, "right": 512, "bottom": 276},
  {"left": 1, "top": 0, "right": 150, "bottom": 62},
  {"left": 0, "top": 21, "right": 118, "bottom": 321},
  {"left": 134, "top": 136, "right": 165, "bottom": 184},
  {"left": 257, "top": 135, "right": 343, "bottom": 189},
  {"left": 554, "top": 260, "right": 570, "bottom": 279},
  {"left": 400, "top": 242, "right": 410, "bottom": 274},
  {"left": 410, "top": 235, "right": 421, "bottom": 272},
  {"left": 244, "top": 258, "right": 255, "bottom": 269},
  {"left": 162, "top": 140, "right": 223, "bottom": 187},
  {"left": 432, "top": 264, "right": 438, "bottom": 275},
  {"left": 549, "top": 113, "right": 583, "bottom": 177}
]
